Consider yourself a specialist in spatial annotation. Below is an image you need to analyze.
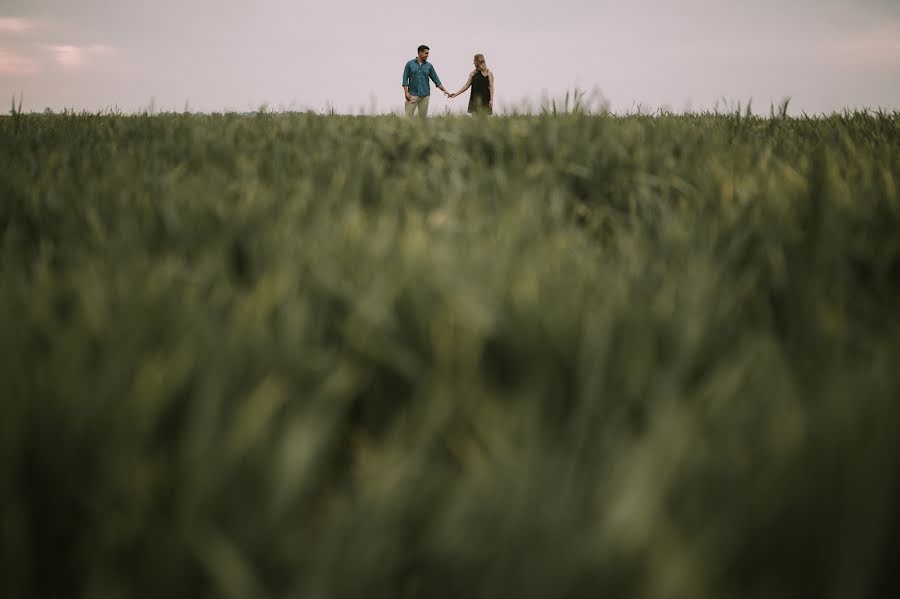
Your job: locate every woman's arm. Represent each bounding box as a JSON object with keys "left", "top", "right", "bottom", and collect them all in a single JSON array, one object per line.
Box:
[
  {"left": 450, "top": 72, "right": 474, "bottom": 98},
  {"left": 488, "top": 71, "right": 495, "bottom": 107}
]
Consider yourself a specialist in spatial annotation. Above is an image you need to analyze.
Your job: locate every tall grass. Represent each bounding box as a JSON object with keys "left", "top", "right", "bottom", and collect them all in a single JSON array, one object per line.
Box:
[{"left": 2, "top": 110, "right": 899, "bottom": 599}]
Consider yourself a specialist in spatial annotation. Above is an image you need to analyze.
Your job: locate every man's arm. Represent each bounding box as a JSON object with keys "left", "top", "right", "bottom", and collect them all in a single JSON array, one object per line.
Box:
[
  {"left": 430, "top": 66, "right": 449, "bottom": 97},
  {"left": 402, "top": 63, "right": 411, "bottom": 101}
]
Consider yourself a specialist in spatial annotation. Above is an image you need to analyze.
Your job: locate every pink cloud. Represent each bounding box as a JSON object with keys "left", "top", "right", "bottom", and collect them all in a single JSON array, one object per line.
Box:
[
  {"left": 0, "top": 17, "right": 34, "bottom": 33},
  {"left": 48, "top": 44, "right": 115, "bottom": 68},
  {"left": 836, "top": 27, "right": 900, "bottom": 62},
  {"left": 0, "top": 48, "right": 39, "bottom": 75}
]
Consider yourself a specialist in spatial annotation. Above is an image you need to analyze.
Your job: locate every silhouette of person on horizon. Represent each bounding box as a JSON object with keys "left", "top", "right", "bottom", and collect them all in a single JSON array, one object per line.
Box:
[
  {"left": 402, "top": 45, "right": 450, "bottom": 118},
  {"left": 449, "top": 54, "right": 494, "bottom": 115}
]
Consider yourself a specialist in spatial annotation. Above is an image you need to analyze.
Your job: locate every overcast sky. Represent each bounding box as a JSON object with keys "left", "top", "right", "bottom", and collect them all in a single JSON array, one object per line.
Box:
[{"left": 1, "top": 0, "right": 899, "bottom": 115}]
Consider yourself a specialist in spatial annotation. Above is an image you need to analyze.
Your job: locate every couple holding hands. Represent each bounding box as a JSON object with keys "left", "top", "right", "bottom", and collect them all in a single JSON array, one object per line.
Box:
[{"left": 402, "top": 45, "right": 494, "bottom": 117}]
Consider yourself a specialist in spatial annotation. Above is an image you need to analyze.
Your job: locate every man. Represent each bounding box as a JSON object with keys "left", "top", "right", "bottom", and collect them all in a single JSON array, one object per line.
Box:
[{"left": 402, "top": 45, "right": 449, "bottom": 118}]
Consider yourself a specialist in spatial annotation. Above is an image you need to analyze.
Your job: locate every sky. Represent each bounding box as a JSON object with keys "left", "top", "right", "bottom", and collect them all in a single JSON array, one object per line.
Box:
[{"left": 1, "top": 0, "right": 899, "bottom": 115}]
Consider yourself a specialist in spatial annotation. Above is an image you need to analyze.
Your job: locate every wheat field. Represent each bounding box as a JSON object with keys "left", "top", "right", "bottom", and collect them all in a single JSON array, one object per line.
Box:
[{"left": 2, "top": 109, "right": 899, "bottom": 598}]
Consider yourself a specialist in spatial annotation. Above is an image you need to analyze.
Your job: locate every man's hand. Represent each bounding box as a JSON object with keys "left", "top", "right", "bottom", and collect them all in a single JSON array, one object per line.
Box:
[{"left": 405, "top": 91, "right": 412, "bottom": 102}]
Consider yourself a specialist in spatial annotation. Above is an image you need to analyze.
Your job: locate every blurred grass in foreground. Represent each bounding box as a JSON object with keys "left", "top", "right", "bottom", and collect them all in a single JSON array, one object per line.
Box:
[{"left": 2, "top": 110, "right": 900, "bottom": 599}]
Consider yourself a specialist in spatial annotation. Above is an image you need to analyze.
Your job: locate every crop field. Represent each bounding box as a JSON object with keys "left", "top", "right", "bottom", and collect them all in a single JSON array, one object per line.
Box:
[{"left": 2, "top": 109, "right": 900, "bottom": 598}]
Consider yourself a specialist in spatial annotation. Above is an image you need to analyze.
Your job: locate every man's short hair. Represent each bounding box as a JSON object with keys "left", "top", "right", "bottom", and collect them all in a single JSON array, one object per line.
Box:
[{"left": 418, "top": 45, "right": 430, "bottom": 54}]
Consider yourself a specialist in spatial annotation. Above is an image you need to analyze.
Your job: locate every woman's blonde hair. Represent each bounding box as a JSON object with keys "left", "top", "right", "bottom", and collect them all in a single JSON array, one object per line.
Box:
[{"left": 474, "top": 53, "right": 488, "bottom": 76}]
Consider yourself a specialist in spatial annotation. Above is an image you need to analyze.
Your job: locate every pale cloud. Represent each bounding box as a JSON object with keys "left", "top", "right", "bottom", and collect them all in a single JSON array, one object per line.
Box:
[
  {"left": 0, "top": 48, "right": 39, "bottom": 75},
  {"left": 0, "top": 17, "right": 34, "bottom": 33},
  {"left": 2, "top": 1, "right": 898, "bottom": 114},
  {"left": 48, "top": 43, "right": 114, "bottom": 68},
  {"left": 836, "top": 27, "right": 900, "bottom": 60}
]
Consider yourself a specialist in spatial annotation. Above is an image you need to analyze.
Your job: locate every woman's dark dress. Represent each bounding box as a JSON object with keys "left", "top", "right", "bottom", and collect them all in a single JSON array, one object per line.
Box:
[{"left": 468, "top": 70, "right": 492, "bottom": 115}]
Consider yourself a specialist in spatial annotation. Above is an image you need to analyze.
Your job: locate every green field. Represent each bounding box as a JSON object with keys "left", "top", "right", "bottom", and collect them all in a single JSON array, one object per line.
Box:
[{"left": 2, "top": 110, "right": 899, "bottom": 598}]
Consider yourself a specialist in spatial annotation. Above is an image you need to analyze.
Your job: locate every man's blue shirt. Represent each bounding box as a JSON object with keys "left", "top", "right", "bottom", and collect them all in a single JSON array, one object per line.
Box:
[{"left": 402, "top": 59, "right": 441, "bottom": 97}]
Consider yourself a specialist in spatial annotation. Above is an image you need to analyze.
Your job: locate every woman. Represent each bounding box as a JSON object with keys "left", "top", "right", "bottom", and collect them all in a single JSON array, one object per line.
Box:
[{"left": 449, "top": 54, "right": 494, "bottom": 115}]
